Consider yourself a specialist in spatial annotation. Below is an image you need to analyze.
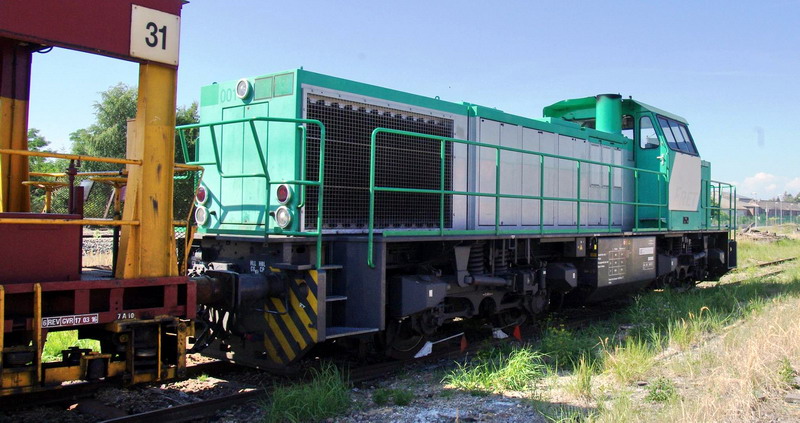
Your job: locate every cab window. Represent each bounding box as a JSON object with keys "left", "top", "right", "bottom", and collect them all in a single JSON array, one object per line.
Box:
[
  {"left": 657, "top": 116, "right": 698, "bottom": 155},
  {"left": 639, "top": 116, "right": 658, "bottom": 149},
  {"left": 621, "top": 115, "right": 634, "bottom": 140}
]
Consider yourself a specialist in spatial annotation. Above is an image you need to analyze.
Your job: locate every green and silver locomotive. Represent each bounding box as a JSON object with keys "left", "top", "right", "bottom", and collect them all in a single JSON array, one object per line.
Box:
[{"left": 180, "top": 69, "right": 736, "bottom": 367}]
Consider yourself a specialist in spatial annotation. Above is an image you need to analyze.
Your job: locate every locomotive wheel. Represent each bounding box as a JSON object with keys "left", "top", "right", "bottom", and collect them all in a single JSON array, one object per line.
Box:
[
  {"left": 494, "top": 309, "right": 526, "bottom": 336},
  {"left": 385, "top": 319, "right": 427, "bottom": 360}
]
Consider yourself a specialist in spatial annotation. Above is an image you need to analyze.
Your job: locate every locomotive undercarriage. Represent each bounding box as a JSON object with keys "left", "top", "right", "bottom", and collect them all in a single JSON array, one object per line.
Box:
[{"left": 189, "top": 230, "right": 734, "bottom": 366}]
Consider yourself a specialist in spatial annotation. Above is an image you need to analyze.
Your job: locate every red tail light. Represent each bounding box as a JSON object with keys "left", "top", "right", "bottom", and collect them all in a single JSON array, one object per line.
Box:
[
  {"left": 196, "top": 186, "right": 208, "bottom": 205},
  {"left": 277, "top": 184, "right": 291, "bottom": 204}
]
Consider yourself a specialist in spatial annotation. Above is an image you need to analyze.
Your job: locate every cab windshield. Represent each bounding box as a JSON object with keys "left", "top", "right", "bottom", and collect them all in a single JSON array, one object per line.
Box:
[{"left": 657, "top": 115, "right": 698, "bottom": 155}]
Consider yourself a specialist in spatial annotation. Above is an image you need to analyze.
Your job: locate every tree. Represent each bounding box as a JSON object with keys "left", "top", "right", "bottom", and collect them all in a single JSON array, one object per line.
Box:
[
  {"left": 175, "top": 101, "right": 199, "bottom": 163},
  {"left": 173, "top": 101, "right": 200, "bottom": 221},
  {"left": 68, "top": 83, "right": 200, "bottom": 218},
  {"left": 27, "top": 128, "right": 64, "bottom": 173},
  {"left": 70, "top": 83, "right": 138, "bottom": 171},
  {"left": 27, "top": 128, "right": 69, "bottom": 212}
]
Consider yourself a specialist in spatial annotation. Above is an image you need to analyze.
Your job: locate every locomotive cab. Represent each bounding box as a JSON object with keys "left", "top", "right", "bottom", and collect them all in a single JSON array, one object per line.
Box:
[{"left": 544, "top": 96, "right": 711, "bottom": 232}]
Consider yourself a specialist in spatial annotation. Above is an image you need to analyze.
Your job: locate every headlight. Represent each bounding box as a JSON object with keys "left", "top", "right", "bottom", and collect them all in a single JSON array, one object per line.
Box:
[
  {"left": 236, "top": 78, "right": 251, "bottom": 99},
  {"left": 275, "top": 206, "right": 292, "bottom": 229},
  {"left": 195, "top": 206, "right": 208, "bottom": 226}
]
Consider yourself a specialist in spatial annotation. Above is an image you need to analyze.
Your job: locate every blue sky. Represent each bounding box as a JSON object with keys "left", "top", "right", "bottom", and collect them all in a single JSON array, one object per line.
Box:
[{"left": 27, "top": 1, "right": 800, "bottom": 200}]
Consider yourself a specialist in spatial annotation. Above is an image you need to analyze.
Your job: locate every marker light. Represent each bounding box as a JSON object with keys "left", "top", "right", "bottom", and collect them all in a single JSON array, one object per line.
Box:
[
  {"left": 236, "top": 78, "right": 251, "bottom": 99},
  {"left": 276, "top": 184, "right": 292, "bottom": 204},
  {"left": 275, "top": 206, "right": 292, "bottom": 229},
  {"left": 195, "top": 206, "right": 208, "bottom": 226},
  {"left": 196, "top": 186, "right": 208, "bottom": 205}
]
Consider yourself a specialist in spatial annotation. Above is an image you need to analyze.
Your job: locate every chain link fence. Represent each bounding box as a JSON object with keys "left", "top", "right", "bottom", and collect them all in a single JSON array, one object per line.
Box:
[{"left": 28, "top": 164, "right": 201, "bottom": 272}]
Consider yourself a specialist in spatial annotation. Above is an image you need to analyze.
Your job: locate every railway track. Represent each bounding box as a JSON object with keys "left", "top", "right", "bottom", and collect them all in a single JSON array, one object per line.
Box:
[
  {"left": 721, "top": 256, "right": 798, "bottom": 285},
  {"left": 1, "top": 299, "right": 629, "bottom": 422}
]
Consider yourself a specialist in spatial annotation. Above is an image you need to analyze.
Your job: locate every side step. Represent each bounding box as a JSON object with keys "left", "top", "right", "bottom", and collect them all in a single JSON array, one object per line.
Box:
[{"left": 325, "top": 326, "right": 379, "bottom": 340}]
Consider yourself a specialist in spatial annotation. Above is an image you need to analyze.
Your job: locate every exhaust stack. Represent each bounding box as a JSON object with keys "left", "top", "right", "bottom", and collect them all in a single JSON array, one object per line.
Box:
[{"left": 595, "top": 94, "right": 622, "bottom": 134}]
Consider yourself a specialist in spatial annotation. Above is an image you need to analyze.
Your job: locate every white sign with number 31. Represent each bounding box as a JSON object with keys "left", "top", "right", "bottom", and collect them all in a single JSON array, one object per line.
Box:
[{"left": 129, "top": 4, "right": 181, "bottom": 66}]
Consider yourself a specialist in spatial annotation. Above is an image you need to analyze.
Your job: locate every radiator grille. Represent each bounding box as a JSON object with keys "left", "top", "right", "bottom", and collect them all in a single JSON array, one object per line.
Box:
[{"left": 305, "top": 94, "right": 453, "bottom": 230}]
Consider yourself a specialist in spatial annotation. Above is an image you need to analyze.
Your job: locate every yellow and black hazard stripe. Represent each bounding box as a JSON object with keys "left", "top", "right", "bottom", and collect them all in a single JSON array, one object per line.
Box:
[{"left": 261, "top": 269, "right": 319, "bottom": 364}]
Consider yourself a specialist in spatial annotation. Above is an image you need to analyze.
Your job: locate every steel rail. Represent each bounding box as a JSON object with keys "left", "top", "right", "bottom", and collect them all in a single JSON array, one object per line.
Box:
[{"left": 99, "top": 389, "right": 265, "bottom": 423}]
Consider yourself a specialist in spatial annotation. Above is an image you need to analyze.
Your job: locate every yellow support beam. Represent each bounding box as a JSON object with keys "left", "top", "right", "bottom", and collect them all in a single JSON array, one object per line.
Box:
[
  {"left": 117, "top": 63, "right": 178, "bottom": 278},
  {"left": 0, "top": 217, "right": 139, "bottom": 226},
  {"left": 0, "top": 39, "right": 33, "bottom": 212},
  {"left": 0, "top": 148, "right": 142, "bottom": 166}
]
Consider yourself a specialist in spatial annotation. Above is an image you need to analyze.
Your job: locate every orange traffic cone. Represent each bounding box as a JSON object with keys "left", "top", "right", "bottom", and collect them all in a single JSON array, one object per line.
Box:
[
  {"left": 512, "top": 325, "right": 522, "bottom": 341},
  {"left": 460, "top": 335, "right": 469, "bottom": 352}
]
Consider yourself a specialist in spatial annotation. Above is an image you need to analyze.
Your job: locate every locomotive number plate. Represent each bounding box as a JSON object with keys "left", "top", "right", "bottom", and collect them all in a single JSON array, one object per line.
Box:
[{"left": 42, "top": 313, "right": 99, "bottom": 328}]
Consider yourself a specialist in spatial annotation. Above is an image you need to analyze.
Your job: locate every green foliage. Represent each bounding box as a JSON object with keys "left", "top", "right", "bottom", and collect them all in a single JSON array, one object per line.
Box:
[
  {"left": 42, "top": 331, "right": 100, "bottom": 362},
  {"left": 372, "top": 388, "right": 414, "bottom": 406},
  {"left": 602, "top": 337, "right": 655, "bottom": 383},
  {"left": 645, "top": 377, "right": 678, "bottom": 402},
  {"left": 262, "top": 362, "right": 350, "bottom": 423},
  {"left": 531, "top": 400, "right": 592, "bottom": 423},
  {"left": 175, "top": 101, "right": 199, "bottom": 163},
  {"left": 173, "top": 101, "right": 200, "bottom": 221},
  {"left": 27, "top": 128, "right": 70, "bottom": 212},
  {"left": 27, "top": 128, "right": 63, "bottom": 172},
  {"left": 779, "top": 357, "right": 796, "bottom": 386},
  {"left": 539, "top": 322, "right": 607, "bottom": 370},
  {"left": 566, "top": 355, "right": 596, "bottom": 399},
  {"left": 70, "top": 83, "right": 137, "bottom": 171},
  {"left": 443, "top": 346, "right": 547, "bottom": 394}
]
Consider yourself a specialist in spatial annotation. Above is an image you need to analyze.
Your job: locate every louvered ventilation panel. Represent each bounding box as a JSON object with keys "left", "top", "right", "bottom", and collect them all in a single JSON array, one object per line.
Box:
[{"left": 304, "top": 94, "right": 453, "bottom": 230}]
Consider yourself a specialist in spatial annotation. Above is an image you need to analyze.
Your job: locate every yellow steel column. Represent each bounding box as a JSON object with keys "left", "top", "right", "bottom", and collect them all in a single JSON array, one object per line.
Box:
[
  {"left": 33, "top": 283, "right": 42, "bottom": 385},
  {"left": 0, "top": 38, "right": 32, "bottom": 212},
  {"left": 117, "top": 63, "right": 178, "bottom": 277}
]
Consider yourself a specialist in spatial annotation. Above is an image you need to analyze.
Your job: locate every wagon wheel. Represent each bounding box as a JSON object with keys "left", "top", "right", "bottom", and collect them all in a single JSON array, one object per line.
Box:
[{"left": 385, "top": 319, "right": 427, "bottom": 360}]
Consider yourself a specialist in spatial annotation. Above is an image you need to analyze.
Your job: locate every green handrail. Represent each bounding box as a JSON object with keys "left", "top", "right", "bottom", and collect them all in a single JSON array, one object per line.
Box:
[
  {"left": 705, "top": 180, "right": 737, "bottom": 239},
  {"left": 176, "top": 116, "right": 327, "bottom": 268},
  {"left": 367, "top": 127, "right": 670, "bottom": 267}
]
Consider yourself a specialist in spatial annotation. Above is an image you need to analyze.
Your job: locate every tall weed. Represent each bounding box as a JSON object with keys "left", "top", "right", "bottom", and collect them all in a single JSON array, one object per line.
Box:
[
  {"left": 263, "top": 362, "right": 350, "bottom": 423},
  {"left": 443, "top": 346, "right": 547, "bottom": 393}
]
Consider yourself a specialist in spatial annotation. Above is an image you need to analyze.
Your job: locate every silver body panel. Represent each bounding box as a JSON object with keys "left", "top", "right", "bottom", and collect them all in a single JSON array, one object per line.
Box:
[{"left": 472, "top": 118, "right": 634, "bottom": 231}]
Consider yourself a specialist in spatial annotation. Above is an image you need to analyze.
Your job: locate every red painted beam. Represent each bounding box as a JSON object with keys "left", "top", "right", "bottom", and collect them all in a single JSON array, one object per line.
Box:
[{"left": 0, "top": 0, "right": 183, "bottom": 63}]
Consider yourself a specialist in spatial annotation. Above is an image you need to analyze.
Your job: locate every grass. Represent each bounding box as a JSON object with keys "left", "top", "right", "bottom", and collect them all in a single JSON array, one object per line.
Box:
[
  {"left": 41, "top": 330, "right": 100, "bottom": 362},
  {"left": 564, "top": 355, "right": 595, "bottom": 399},
  {"left": 532, "top": 400, "right": 592, "bottom": 423},
  {"left": 372, "top": 388, "right": 414, "bottom": 406},
  {"left": 539, "top": 324, "right": 602, "bottom": 369},
  {"left": 443, "top": 346, "right": 548, "bottom": 394},
  {"left": 778, "top": 357, "right": 796, "bottom": 387},
  {"left": 503, "top": 237, "right": 800, "bottom": 422},
  {"left": 645, "top": 377, "right": 677, "bottom": 403},
  {"left": 262, "top": 362, "right": 350, "bottom": 423},
  {"left": 602, "top": 337, "right": 655, "bottom": 383}
]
